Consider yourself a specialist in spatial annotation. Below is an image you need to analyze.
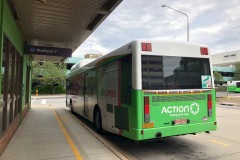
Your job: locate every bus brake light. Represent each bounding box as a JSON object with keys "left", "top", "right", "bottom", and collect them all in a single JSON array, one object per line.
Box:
[
  {"left": 200, "top": 47, "right": 208, "bottom": 55},
  {"left": 144, "top": 97, "right": 150, "bottom": 122},
  {"left": 207, "top": 94, "right": 212, "bottom": 117},
  {"left": 142, "top": 43, "right": 152, "bottom": 52}
]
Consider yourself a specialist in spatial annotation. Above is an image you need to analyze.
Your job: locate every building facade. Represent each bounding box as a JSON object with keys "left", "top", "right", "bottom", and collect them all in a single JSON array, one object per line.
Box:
[
  {"left": 211, "top": 50, "right": 240, "bottom": 84},
  {"left": 0, "top": 0, "right": 32, "bottom": 153},
  {"left": 211, "top": 50, "right": 240, "bottom": 66}
]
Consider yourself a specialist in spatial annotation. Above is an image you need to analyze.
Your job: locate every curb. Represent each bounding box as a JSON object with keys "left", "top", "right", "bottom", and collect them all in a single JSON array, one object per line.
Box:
[
  {"left": 220, "top": 103, "right": 235, "bottom": 106},
  {"left": 32, "top": 94, "right": 65, "bottom": 99}
]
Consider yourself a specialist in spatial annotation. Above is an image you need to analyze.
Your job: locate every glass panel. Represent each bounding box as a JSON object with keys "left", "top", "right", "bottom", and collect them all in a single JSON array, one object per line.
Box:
[
  {"left": 1, "top": 38, "right": 6, "bottom": 103},
  {"left": 0, "top": 37, "right": 7, "bottom": 133},
  {"left": 17, "top": 56, "right": 23, "bottom": 114},
  {"left": 25, "top": 65, "right": 30, "bottom": 105},
  {"left": 12, "top": 49, "right": 17, "bottom": 118},
  {"left": 121, "top": 55, "right": 132, "bottom": 105},
  {"left": 142, "top": 55, "right": 211, "bottom": 90},
  {"left": 237, "top": 82, "right": 240, "bottom": 88},
  {"left": 14, "top": 53, "right": 20, "bottom": 117},
  {"left": 8, "top": 46, "right": 12, "bottom": 100},
  {"left": 6, "top": 44, "right": 13, "bottom": 125}
]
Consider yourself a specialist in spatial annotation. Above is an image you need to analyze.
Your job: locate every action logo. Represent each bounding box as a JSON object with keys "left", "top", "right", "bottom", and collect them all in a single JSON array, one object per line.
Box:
[{"left": 190, "top": 102, "right": 200, "bottom": 115}]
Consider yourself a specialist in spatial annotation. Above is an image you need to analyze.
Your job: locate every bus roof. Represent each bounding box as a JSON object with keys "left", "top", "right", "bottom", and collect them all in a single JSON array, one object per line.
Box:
[
  {"left": 67, "top": 39, "right": 210, "bottom": 78},
  {"left": 70, "top": 58, "right": 96, "bottom": 71}
]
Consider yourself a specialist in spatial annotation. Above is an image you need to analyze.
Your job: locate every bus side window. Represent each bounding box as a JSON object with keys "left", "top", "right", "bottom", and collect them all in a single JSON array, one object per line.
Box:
[
  {"left": 237, "top": 82, "right": 240, "bottom": 88},
  {"left": 121, "top": 55, "right": 132, "bottom": 105}
]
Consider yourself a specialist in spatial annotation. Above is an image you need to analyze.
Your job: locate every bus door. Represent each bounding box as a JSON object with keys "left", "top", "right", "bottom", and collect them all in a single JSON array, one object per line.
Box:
[
  {"left": 104, "top": 62, "right": 118, "bottom": 131},
  {"left": 84, "top": 73, "right": 89, "bottom": 117}
]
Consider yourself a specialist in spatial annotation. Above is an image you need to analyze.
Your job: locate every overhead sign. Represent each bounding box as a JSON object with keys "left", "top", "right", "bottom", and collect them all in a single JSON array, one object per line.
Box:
[{"left": 25, "top": 45, "right": 72, "bottom": 57}]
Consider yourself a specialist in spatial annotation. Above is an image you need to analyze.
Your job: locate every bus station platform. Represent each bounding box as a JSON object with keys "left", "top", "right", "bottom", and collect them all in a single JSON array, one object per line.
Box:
[{"left": 0, "top": 104, "right": 126, "bottom": 160}]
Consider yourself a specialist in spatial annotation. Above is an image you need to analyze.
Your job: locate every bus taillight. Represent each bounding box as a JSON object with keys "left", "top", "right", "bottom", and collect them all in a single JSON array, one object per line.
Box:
[
  {"left": 200, "top": 47, "right": 208, "bottom": 55},
  {"left": 144, "top": 96, "right": 150, "bottom": 123},
  {"left": 207, "top": 94, "right": 212, "bottom": 117},
  {"left": 141, "top": 43, "right": 152, "bottom": 52}
]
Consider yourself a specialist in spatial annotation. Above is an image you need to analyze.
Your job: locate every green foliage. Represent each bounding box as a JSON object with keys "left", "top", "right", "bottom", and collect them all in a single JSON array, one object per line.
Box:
[
  {"left": 32, "top": 61, "right": 67, "bottom": 87},
  {"left": 234, "top": 62, "right": 240, "bottom": 80},
  {"left": 32, "top": 85, "right": 65, "bottom": 94},
  {"left": 213, "top": 71, "right": 223, "bottom": 82}
]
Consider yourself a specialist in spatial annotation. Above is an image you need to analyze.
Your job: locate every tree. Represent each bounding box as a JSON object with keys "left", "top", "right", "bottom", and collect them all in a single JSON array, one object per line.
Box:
[
  {"left": 32, "top": 61, "right": 67, "bottom": 94},
  {"left": 234, "top": 62, "right": 240, "bottom": 80},
  {"left": 213, "top": 71, "right": 223, "bottom": 84}
]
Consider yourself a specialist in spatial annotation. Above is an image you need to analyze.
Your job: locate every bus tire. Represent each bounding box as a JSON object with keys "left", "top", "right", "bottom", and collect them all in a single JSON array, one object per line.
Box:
[{"left": 94, "top": 108, "right": 103, "bottom": 133}]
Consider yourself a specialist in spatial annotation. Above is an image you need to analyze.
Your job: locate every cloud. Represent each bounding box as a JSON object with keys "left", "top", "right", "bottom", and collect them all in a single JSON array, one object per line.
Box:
[
  {"left": 72, "top": 37, "right": 110, "bottom": 57},
  {"left": 72, "top": 0, "right": 240, "bottom": 57}
]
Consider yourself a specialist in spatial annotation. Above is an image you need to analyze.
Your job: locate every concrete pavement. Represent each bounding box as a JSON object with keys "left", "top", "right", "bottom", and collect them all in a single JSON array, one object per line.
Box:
[
  {"left": 216, "top": 92, "right": 240, "bottom": 107},
  {"left": 0, "top": 104, "right": 125, "bottom": 160}
]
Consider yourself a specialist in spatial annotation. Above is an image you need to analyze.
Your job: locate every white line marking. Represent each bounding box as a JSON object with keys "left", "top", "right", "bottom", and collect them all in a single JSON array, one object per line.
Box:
[
  {"left": 41, "top": 99, "right": 47, "bottom": 105},
  {"left": 31, "top": 98, "right": 36, "bottom": 104}
]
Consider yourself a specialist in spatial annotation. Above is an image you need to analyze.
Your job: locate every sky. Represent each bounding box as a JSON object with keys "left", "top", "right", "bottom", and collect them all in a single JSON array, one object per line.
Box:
[{"left": 72, "top": 0, "right": 240, "bottom": 57}]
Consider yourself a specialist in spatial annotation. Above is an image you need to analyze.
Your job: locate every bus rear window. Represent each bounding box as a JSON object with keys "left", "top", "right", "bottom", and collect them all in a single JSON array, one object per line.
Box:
[{"left": 142, "top": 55, "right": 211, "bottom": 90}]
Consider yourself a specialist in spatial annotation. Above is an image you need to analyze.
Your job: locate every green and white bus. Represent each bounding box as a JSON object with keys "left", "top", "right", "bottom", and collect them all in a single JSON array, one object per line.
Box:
[
  {"left": 227, "top": 80, "right": 240, "bottom": 92},
  {"left": 66, "top": 40, "right": 217, "bottom": 141}
]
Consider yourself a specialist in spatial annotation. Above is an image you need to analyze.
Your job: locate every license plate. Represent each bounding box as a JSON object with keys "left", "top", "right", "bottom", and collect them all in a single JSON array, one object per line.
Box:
[
  {"left": 143, "top": 122, "right": 154, "bottom": 128},
  {"left": 174, "top": 119, "right": 187, "bottom": 125}
]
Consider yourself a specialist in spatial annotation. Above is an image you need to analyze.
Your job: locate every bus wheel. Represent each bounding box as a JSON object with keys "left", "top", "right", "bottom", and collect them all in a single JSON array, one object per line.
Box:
[{"left": 94, "top": 108, "right": 103, "bottom": 133}]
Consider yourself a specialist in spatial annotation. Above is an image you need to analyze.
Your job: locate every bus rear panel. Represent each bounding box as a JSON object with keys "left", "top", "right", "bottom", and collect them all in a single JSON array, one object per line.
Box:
[{"left": 135, "top": 43, "right": 217, "bottom": 140}]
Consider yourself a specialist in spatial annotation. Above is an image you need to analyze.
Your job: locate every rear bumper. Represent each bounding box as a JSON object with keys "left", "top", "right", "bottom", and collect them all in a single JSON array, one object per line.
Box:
[{"left": 132, "top": 121, "right": 217, "bottom": 141}]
